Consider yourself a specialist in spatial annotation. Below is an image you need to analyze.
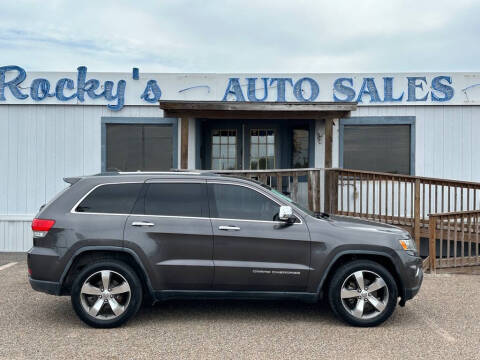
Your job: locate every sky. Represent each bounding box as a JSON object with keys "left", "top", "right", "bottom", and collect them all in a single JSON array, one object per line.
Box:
[{"left": 0, "top": 0, "right": 479, "bottom": 73}]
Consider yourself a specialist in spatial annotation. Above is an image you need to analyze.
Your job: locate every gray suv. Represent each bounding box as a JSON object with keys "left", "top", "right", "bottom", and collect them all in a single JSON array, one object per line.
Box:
[{"left": 28, "top": 172, "right": 423, "bottom": 328}]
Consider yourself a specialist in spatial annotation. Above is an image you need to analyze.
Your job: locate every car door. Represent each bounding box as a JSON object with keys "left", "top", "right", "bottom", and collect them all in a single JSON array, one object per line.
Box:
[
  {"left": 124, "top": 179, "right": 214, "bottom": 290},
  {"left": 208, "top": 181, "right": 311, "bottom": 292}
]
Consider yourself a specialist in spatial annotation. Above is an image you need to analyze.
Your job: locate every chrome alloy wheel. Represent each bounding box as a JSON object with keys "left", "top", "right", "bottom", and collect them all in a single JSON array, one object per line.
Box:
[
  {"left": 80, "top": 270, "right": 131, "bottom": 320},
  {"left": 340, "top": 270, "right": 389, "bottom": 320}
]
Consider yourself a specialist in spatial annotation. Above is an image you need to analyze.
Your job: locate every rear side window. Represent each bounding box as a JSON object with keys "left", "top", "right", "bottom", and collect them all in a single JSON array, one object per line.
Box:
[
  {"left": 76, "top": 183, "right": 142, "bottom": 214},
  {"left": 143, "top": 183, "right": 207, "bottom": 217}
]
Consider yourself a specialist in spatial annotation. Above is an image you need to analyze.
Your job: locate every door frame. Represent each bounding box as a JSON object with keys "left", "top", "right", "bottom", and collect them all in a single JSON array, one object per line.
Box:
[{"left": 198, "top": 118, "right": 315, "bottom": 170}]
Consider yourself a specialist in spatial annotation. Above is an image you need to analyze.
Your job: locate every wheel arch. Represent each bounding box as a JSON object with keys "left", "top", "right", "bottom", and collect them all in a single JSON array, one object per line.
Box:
[
  {"left": 317, "top": 250, "right": 404, "bottom": 300},
  {"left": 59, "top": 246, "right": 154, "bottom": 299}
]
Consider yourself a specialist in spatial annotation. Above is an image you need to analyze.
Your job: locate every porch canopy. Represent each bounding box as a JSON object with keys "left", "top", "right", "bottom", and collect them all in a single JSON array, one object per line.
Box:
[{"left": 159, "top": 100, "right": 357, "bottom": 169}]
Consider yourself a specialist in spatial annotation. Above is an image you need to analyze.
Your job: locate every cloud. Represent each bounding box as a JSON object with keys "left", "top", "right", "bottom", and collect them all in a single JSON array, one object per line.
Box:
[{"left": 0, "top": 0, "right": 479, "bottom": 73}]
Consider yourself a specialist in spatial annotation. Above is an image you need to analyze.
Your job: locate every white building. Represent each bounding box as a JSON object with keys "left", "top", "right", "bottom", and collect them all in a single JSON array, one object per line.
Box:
[{"left": 1, "top": 65, "right": 480, "bottom": 251}]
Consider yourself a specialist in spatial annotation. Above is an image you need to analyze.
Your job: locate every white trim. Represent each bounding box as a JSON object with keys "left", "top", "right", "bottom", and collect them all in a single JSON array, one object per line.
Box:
[
  {"left": 129, "top": 214, "right": 210, "bottom": 220},
  {"left": 68, "top": 179, "right": 305, "bottom": 224},
  {"left": 211, "top": 217, "right": 302, "bottom": 225}
]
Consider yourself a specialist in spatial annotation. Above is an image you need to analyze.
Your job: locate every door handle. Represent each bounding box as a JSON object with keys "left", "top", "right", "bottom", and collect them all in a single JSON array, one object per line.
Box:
[
  {"left": 131, "top": 221, "right": 155, "bottom": 227},
  {"left": 218, "top": 225, "right": 240, "bottom": 231}
]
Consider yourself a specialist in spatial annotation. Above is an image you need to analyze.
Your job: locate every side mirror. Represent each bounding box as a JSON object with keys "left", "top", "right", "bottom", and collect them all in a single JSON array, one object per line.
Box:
[{"left": 279, "top": 205, "right": 295, "bottom": 223}]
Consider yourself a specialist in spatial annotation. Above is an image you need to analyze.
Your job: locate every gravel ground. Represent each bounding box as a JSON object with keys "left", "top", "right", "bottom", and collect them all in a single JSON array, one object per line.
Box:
[
  {"left": 0, "top": 252, "right": 25, "bottom": 266},
  {"left": 1, "top": 260, "right": 480, "bottom": 360}
]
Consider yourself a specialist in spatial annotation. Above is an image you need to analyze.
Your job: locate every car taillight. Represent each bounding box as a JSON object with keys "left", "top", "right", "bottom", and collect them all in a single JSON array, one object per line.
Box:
[{"left": 31, "top": 218, "right": 55, "bottom": 238}]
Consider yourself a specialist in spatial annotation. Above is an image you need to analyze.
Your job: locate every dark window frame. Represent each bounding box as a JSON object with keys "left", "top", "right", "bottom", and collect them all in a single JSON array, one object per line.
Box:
[
  {"left": 339, "top": 116, "right": 416, "bottom": 175},
  {"left": 211, "top": 128, "right": 238, "bottom": 170},
  {"left": 101, "top": 117, "right": 178, "bottom": 172}
]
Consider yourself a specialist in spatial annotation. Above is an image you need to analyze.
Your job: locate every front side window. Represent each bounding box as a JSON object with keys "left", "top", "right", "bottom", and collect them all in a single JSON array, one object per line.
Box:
[
  {"left": 343, "top": 124, "right": 411, "bottom": 175},
  {"left": 143, "top": 183, "right": 207, "bottom": 217},
  {"left": 76, "top": 183, "right": 142, "bottom": 214},
  {"left": 208, "top": 183, "right": 279, "bottom": 221}
]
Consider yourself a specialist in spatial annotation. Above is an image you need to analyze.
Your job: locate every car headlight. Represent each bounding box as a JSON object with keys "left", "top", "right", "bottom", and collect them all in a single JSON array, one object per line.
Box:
[{"left": 399, "top": 237, "right": 417, "bottom": 255}]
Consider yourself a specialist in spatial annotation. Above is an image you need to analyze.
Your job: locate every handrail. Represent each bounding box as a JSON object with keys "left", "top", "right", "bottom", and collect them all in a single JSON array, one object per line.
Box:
[
  {"left": 331, "top": 168, "right": 480, "bottom": 189},
  {"left": 428, "top": 210, "right": 480, "bottom": 272}
]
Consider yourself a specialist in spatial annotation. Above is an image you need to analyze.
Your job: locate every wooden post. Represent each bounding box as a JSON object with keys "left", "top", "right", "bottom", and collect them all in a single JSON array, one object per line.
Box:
[
  {"left": 308, "top": 171, "right": 313, "bottom": 211},
  {"left": 315, "top": 170, "right": 321, "bottom": 213},
  {"left": 324, "top": 118, "right": 333, "bottom": 168},
  {"left": 180, "top": 117, "right": 189, "bottom": 169},
  {"left": 324, "top": 169, "right": 338, "bottom": 214},
  {"left": 429, "top": 216, "right": 437, "bottom": 273},
  {"left": 414, "top": 179, "right": 421, "bottom": 250}
]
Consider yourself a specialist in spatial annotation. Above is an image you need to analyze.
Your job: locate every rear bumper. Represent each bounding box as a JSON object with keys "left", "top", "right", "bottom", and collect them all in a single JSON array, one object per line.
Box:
[{"left": 29, "top": 277, "right": 60, "bottom": 296}]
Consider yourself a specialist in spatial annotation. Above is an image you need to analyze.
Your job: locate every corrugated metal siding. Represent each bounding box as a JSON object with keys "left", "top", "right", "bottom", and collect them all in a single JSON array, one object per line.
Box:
[
  {"left": 0, "top": 104, "right": 161, "bottom": 251},
  {"left": 352, "top": 105, "right": 480, "bottom": 181},
  {"left": 0, "top": 217, "right": 32, "bottom": 252},
  {"left": 1, "top": 104, "right": 480, "bottom": 251}
]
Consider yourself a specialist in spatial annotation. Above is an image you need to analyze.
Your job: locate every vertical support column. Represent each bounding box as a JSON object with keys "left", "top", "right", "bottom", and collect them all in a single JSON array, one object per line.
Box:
[
  {"left": 414, "top": 178, "right": 421, "bottom": 249},
  {"left": 180, "top": 117, "right": 189, "bottom": 169},
  {"left": 324, "top": 169, "right": 338, "bottom": 214},
  {"left": 429, "top": 216, "right": 437, "bottom": 273},
  {"left": 324, "top": 118, "right": 333, "bottom": 168}
]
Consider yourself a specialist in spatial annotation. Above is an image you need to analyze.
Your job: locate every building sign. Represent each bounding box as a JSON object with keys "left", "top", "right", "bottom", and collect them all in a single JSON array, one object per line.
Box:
[{"left": 1, "top": 65, "right": 480, "bottom": 111}]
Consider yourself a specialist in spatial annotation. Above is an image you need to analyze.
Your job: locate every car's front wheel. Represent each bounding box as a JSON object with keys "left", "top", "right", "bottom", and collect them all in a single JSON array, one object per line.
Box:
[
  {"left": 328, "top": 260, "right": 398, "bottom": 327},
  {"left": 71, "top": 260, "right": 143, "bottom": 328}
]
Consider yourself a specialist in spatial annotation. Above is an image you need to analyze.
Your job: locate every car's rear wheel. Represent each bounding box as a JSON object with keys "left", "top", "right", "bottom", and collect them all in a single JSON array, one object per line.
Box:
[
  {"left": 328, "top": 260, "right": 398, "bottom": 327},
  {"left": 71, "top": 260, "right": 143, "bottom": 328}
]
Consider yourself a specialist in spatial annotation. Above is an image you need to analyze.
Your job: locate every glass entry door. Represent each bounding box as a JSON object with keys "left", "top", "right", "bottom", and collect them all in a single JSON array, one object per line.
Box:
[
  {"left": 249, "top": 129, "right": 276, "bottom": 170},
  {"left": 211, "top": 129, "right": 238, "bottom": 170},
  {"left": 203, "top": 119, "right": 314, "bottom": 170}
]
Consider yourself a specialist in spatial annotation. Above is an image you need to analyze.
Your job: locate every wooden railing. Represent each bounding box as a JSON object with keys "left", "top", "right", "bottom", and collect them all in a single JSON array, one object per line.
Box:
[
  {"left": 215, "top": 168, "right": 325, "bottom": 213},
  {"left": 428, "top": 210, "right": 480, "bottom": 271},
  {"left": 325, "top": 169, "right": 480, "bottom": 249},
  {"left": 216, "top": 167, "right": 480, "bottom": 270}
]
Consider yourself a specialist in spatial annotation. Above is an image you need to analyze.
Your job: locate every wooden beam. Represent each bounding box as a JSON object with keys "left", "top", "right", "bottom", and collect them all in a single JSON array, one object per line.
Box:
[
  {"left": 160, "top": 100, "right": 357, "bottom": 112},
  {"left": 324, "top": 118, "right": 333, "bottom": 168},
  {"left": 162, "top": 109, "right": 350, "bottom": 120},
  {"left": 180, "top": 117, "right": 189, "bottom": 169}
]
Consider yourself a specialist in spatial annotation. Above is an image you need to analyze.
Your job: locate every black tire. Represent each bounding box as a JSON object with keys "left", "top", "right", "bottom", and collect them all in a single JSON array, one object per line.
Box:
[
  {"left": 328, "top": 260, "right": 398, "bottom": 327},
  {"left": 71, "top": 260, "right": 143, "bottom": 328}
]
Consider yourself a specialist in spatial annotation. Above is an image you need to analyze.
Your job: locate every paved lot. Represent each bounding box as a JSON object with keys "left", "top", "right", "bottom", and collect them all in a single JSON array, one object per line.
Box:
[
  {"left": 0, "top": 252, "right": 25, "bottom": 266},
  {"left": 1, "top": 258, "right": 480, "bottom": 359}
]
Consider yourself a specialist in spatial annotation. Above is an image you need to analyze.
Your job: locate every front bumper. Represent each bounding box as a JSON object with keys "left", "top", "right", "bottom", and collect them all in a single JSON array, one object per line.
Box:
[
  {"left": 399, "top": 253, "right": 424, "bottom": 305},
  {"left": 29, "top": 277, "right": 61, "bottom": 295}
]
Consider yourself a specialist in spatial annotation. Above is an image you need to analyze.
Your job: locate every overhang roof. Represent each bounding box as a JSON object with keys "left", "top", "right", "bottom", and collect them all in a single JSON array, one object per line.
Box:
[{"left": 159, "top": 100, "right": 357, "bottom": 119}]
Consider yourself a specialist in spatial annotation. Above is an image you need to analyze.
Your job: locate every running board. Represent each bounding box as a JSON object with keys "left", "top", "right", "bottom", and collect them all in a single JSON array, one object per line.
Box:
[{"left": 154, "top": 290, "right": 319, "bottom": 303}]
